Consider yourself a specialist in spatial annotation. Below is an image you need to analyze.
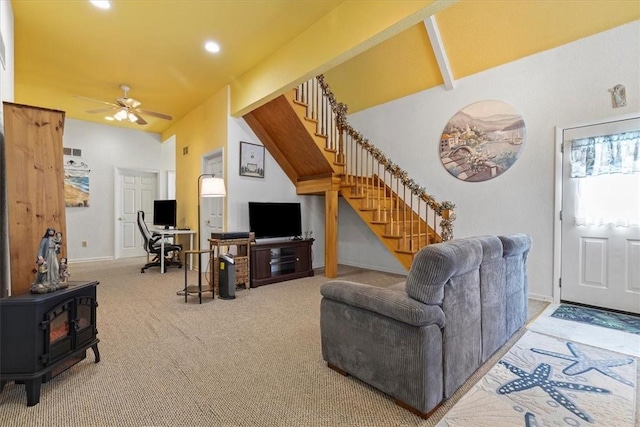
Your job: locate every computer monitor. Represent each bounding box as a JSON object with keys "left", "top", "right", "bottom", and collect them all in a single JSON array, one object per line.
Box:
[{"left": 153, "top": 199, "right": 177, "bottom": 229}]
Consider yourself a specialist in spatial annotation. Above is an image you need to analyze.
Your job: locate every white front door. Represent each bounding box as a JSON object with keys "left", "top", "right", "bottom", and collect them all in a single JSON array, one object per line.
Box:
[
  {"left": 201, "top": 152, "right": 224, "bottom": 255},
  {"left": 115, "top": 169, "right": 158, "bottom": 258},
  {"left": 561, "top": 117, "right": 640, "bottom": 313}
]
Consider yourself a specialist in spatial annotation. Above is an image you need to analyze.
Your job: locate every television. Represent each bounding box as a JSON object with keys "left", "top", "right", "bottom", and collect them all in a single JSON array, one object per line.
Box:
[
  {"left": 153, "top": 199, "right": 177, "bottom": 229},
  {"left": 248, "top": 202, "right": 302, "bottom": 239}
]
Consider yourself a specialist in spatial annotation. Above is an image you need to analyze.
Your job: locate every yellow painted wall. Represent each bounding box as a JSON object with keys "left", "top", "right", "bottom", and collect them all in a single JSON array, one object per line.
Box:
[
  {"left": 230, "top": 0, "right": 452, "bottom": 117},
  {"left": 436, "top": 0, "right": 640, "bottom": 81},
  {"left": 162, "top": 87, "right": 229, "bottom": 246}
]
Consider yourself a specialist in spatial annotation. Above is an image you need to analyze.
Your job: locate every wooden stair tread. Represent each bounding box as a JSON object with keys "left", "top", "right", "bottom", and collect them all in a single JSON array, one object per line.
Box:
[
  {"left": 382, "top": 234, "right": 403, "bottom": 239},
  {"left": 285, "top": 84, "right": 452, "bottom": 271},
  {"left": 396, "top": 249, "right": 418, "bottom": 255}
]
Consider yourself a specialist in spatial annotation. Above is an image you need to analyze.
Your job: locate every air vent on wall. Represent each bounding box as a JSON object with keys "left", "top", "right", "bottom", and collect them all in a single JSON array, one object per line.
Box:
[{"left": 63, "top": 147, "right": 82, "bottom": 157}]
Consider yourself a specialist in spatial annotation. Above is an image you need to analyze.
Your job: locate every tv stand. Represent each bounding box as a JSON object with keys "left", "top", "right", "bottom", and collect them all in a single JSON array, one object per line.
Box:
[{"left": 250, "top": 239, "right": 314, "bottom": 287}]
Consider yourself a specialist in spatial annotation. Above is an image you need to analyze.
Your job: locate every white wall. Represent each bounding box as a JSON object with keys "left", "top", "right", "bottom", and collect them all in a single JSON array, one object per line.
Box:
[
  {"left": 227, "top": 116, "right": 326, "bottom": 269},
  {"left": 345, "top": 21, "right": 640, "bottom": 299},
  {"left": 338, "top": 199, "right": 405, "bottom": 273},
  {"left": 0, "top": 0, "right": 14, "bottom": 107},
  {"left": 159, "top": 134, "right": 176, "bottom": 199},
  {"left": 63, "top": 118, "right": 164, "bottom": 262},
  {"left": 0, "top": 0, "right": 14, "bottom": 295}
]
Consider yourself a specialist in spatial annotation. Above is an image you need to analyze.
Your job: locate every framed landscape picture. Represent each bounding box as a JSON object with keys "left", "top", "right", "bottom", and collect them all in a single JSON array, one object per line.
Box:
[
  {"left": 239, "top": 141, "right": 265, "bottom": 178},
  {"left": 439, "top": 100, "right": 526, "bottom": 182}
]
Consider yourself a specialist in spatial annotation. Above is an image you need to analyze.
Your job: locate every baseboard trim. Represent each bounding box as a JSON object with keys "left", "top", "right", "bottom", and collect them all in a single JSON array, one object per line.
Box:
[
  {"left": 528, "top": 293, "right": 552, "bottom": 302},
  {"left": 68, "top": 256, "right": 114, "bottom": 263},
  {"left": 337, "top": 261, "right": 407, "bottom": 276}
]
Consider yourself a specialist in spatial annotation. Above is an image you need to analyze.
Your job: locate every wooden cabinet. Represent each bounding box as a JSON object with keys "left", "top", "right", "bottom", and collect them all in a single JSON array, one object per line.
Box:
[
  {"left": 2, "top": 102, "right": 66, "bottom": 296},
  {"left": 208, "top": 237, "right": 251, "bottom": 294},
  {"left": 250, "top": 239, "right": 314, "bottom": 287}
]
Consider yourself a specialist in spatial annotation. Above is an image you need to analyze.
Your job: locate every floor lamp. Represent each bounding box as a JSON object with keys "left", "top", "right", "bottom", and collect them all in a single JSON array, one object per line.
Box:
[{"left": 196, "top": 174, "right": 226, "bottom": 301}]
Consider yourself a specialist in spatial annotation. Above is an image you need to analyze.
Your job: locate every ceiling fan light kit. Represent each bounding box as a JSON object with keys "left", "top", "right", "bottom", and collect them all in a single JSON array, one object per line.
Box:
[
  {"left": 89, "top": 0, "right": 111, "bottom": 10},
  {"left": 113, "top": 109, "right": 128, "bottom": 121},
  {"left": 75, "top": 84, "right": 172, "bottom": 126}
]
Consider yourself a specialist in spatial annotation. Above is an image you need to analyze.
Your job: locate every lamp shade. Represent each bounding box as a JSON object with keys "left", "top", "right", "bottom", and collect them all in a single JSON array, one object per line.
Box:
[{"left": 200, "top": 176, "right": 226, "bottom": 197}]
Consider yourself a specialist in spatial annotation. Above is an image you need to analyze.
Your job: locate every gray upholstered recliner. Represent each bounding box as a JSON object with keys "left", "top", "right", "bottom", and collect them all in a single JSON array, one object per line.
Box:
[{"left": 319, "top": 234, "right": 531, "bottom": 418}]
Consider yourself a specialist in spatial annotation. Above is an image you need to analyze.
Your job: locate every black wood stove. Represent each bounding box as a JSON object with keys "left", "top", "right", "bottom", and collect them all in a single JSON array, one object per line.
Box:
[{"left": 0, "top": 281, "right": 100, "bottom": 406}]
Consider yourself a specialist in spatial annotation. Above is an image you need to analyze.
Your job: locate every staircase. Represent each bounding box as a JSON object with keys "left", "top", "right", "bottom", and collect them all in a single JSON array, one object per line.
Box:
[{"left": 243, "top": 76, "right": 455, "bottom": 274}]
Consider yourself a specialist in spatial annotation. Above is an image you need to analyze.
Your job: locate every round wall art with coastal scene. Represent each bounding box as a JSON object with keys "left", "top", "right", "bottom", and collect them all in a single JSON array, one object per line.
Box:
[{"left": 439, "top": 100, "right": 526, "bottom": 182}]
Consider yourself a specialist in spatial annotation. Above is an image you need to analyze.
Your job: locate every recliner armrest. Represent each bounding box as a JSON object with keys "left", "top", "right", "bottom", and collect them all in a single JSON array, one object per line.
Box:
[{"left": 320, "top": 281, "right": 445, "bottom": 328}]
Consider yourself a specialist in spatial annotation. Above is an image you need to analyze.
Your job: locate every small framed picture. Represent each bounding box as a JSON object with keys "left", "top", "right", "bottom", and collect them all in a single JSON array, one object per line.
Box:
[{"left": 239, "top": 141, "right": 265, "bottom": 178}]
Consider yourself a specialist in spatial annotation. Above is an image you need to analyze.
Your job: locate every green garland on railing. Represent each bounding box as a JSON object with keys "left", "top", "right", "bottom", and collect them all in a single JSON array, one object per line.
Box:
[{"left": 316, "top": 75, "right": 455, "bottom": 240}]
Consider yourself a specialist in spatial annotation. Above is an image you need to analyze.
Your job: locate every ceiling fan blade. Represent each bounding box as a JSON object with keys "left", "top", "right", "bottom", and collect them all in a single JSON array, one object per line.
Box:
[
  {"left": 132, "top": 112, "right": 148, "bottom": 125},
  {"left": 118, "top": 97, "right": 141, "bottom": 109},
  {"left": 74, "top": 95, "right": 118, "bottom": 108},
  {"left": 86, "top": 107, "right": 117, "bottom": 114},
  {"left": 137, "top": 108, "right": 173, "bottom": 121}
]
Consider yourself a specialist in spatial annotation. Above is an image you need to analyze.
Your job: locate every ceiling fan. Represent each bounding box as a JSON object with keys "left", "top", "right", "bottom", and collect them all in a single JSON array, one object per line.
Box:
[{"left": 75, "top": 84, "right": 173, "bottom": 125}]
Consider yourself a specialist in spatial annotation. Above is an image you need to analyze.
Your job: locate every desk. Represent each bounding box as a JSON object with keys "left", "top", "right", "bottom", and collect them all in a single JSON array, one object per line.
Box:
[{"left": 153, "top": 228, "right": 196, "bottom": 274}]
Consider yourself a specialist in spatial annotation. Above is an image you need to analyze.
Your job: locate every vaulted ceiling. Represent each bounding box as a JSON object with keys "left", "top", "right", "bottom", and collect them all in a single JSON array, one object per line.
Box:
[{"left": 11, "top": 0, "right": 639, "bottom": 134}]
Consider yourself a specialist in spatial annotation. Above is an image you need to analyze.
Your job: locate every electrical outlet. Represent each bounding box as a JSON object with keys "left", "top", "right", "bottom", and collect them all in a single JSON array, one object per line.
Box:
[{"left": 82, "top": 241, "right": 87, "bottom": 247}]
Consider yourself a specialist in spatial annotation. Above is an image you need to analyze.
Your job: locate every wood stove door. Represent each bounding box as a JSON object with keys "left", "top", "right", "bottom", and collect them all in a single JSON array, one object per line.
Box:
[
  {"left": 75, "top": 296, "right": 97, "bottom": 348},
  {"left": 45, "top": 300, "right": 73, "bottom": 364}
]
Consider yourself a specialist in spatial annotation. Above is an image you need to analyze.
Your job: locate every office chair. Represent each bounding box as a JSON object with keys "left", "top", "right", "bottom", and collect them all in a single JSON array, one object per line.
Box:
[{"left": 136, "top": 210, "right": 183, "bottom": 273}]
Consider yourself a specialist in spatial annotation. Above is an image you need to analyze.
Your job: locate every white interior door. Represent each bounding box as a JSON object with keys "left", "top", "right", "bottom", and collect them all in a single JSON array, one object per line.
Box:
[
  {"left": 561, "top": 117, "right": 640, "bottom": 313},
  {"left": 116, "top": 169, "right": 158, "bottom": 258},
  {"left": 201, "top": 152, "right": 224, "bottom": 255}
]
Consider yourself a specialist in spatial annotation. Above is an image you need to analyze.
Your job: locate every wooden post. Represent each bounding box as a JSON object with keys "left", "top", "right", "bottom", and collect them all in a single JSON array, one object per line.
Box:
[{"left": 324, "top": 189, "right": 338, "bottom": 278}]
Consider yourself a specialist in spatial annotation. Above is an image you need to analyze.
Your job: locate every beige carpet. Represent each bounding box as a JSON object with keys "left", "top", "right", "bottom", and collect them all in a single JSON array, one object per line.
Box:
[{"left": 0, "top": 258, "right": 548, "bottom": 426}]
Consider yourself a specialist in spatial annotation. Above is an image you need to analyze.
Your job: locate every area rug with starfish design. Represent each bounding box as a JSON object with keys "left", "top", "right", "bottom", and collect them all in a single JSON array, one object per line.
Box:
[{"left": 437, "top": 330, "right": 637, "bottom": 426}]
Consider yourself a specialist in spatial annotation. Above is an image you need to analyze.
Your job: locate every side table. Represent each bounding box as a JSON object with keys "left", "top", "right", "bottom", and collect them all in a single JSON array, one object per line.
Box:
[
  {"left": 182, "top": 249, "right": 214, "bottom": 303},
  {"left": 208, "top": 237, "right": 251, "bottom": 295}
]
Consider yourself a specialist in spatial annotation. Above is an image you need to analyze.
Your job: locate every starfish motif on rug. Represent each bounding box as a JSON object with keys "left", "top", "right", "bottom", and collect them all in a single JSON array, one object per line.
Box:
[
  {"left": 498, "top": 361, "right": 610, "bottom": 422},
  {"left": 531, "top": 341, "right": 635, "bottom": 386}
]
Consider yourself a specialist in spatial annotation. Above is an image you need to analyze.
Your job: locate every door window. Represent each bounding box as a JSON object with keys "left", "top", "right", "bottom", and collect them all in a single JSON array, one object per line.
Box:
[{"left": 570, "top": 131, "right": 640, "bottom": 228}]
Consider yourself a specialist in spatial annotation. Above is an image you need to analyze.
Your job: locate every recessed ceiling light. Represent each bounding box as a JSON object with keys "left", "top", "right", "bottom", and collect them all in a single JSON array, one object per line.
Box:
[
  {"left": 204, "top": 41, "right": 220, "bottom": 54},
  {"left": 90, "top": 1, "right": 111, "bottom": 10}
]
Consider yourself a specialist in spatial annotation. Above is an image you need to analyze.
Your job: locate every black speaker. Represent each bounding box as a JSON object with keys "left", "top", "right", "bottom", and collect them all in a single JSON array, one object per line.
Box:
[{"left": 218, "top": 254, "right": 236, "bottom": 300}]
